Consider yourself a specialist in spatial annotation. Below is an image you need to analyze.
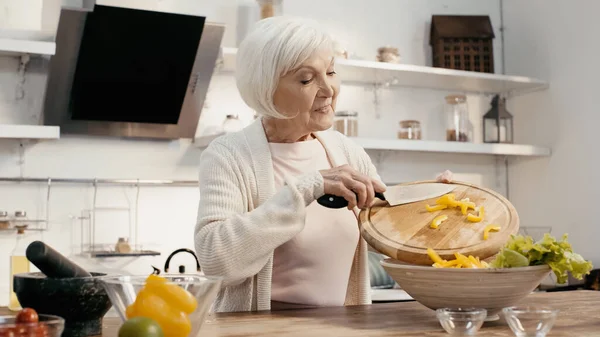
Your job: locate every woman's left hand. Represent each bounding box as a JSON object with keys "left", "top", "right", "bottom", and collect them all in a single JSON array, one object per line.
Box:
[{"left": 436, "top": 170, "right": 454, "bottom": 183}]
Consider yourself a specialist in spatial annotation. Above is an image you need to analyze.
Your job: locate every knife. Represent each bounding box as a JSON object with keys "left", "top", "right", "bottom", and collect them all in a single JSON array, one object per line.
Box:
[{"left": 316, "top": 183, "right": 456, "bottom": 209}]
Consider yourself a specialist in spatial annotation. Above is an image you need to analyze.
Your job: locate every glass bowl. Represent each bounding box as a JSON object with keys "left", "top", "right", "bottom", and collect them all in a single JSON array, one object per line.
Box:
[
  {"left": 436, "top": 308, "right": 487, "bottom": 336},
  {"left": 503, "top": 306, "right": 559, "bottom": 337},
  {"left": 0, "top": 314, "right": 65, "bottom": 337},
  {"left": 101, "top": 274, "right": 222, "bottom": 336}
]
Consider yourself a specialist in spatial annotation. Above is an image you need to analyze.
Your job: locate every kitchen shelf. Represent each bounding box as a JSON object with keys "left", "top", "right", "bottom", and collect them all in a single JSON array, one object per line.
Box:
[
  {"left": 0, "top": 220, "right": 49, "bottom": 232},
  {"left": 90, "top": 250, "right": 161, "bottom": 258},
  {"left": 352, "top": 138, "right": 551, "bottom": 157},
  {"left": 0, "top": 125, "right": 60, "bottom": 140},
  {"left": 0, "top": 38, "right": 55, "bottom": 56},
  {"left": 218, "top": 48, "right": 548, "bottom": 95}
]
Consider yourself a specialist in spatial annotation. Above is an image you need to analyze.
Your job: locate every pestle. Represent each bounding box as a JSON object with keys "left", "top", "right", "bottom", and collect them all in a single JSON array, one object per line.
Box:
[{"left": 26, "top": 241, "right": 92, "bottom": 278}]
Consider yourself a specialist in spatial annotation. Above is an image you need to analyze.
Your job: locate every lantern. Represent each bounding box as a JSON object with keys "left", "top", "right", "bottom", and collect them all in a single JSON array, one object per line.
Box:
[{"left": 483, "top": 95, "right": 513, "bottom": 144}]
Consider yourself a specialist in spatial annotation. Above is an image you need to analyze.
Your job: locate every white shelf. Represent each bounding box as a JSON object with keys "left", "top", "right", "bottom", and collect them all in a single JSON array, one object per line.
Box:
[
  {"left": 352, "top": 138, "right": 550, "bottom": 157},
  {"left": 0, "top": 125, "right": 60, "bottom": 140},
  {"left": 219, "top": 48, "right": 548, "bottom": 95},
  {"left": 0, "top": 30, "right": 56, "bottom": 56},
  {"left": 193, "top": 132, "right": 224, "bottom": 148}
]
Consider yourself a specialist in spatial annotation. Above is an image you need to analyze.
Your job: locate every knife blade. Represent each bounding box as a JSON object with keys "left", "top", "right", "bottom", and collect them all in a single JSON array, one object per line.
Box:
[{"left": 316, "top": 183, "right": 456, "bottom": 209}]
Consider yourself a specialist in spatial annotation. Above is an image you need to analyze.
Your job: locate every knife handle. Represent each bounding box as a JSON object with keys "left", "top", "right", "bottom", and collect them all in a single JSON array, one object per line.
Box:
[{"left": 317, "top": 192, "right": 386, "bottom": 209}]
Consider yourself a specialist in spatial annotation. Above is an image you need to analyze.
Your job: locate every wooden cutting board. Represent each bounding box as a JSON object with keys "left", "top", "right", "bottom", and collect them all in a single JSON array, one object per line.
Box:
[{"left": 358, "top": 180, "right": 519, "bottom": 266}]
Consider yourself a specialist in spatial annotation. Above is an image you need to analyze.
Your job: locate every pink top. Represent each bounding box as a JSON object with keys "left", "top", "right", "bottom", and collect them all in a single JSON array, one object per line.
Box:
[{"left": 269, "top": 139, "right": 359, "bottom": 306}]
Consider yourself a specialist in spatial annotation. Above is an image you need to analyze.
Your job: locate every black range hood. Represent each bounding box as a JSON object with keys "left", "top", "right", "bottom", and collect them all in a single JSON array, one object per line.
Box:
[{"left": 42, "top": 3, "right": 225, "bottom": 140}]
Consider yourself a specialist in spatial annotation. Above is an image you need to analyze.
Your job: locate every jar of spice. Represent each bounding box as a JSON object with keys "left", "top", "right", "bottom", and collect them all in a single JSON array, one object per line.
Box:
[
  {"left": 256, "top": 0, "right": 282, "bottom": 19},
  {"left": 398, "top": 120, "right": 422, "bottom": 140},
  {"left": 0, "top": 211, "right": 9, "bottom": 230},
  {"left": 444, "top": 94, "right": 470, "bottom": 142},
  {"left": 13, "top": 211, "right": 27, "bottom": 229},
  {"left": 115, "top": 237, "right": 132, "bottom": 254},
  {"left": 333, "top": 111, "right": 358, "bottom": 137},
  {"left": 377, "top": 46, "right": 400, "bottom": 63}
]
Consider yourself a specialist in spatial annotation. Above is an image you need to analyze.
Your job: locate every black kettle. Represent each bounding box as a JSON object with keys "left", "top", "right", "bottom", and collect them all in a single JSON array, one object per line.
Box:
[{"left": 153, "top": 248, "right": 201, "bottom": 275}]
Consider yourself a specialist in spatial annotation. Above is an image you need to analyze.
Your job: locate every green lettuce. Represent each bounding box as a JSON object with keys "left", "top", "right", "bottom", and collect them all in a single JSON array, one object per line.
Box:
[{"left": 490, "top": 233, "right": 593, "bottom": 284}]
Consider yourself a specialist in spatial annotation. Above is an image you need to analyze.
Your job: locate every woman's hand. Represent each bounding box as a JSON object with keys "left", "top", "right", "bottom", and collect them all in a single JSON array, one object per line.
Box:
[
  {"left": 319, "top": 165, "right": 387, "bottom": 210},
  {"left": 436, "top": 170, "right": 454, "bottom": 183}
]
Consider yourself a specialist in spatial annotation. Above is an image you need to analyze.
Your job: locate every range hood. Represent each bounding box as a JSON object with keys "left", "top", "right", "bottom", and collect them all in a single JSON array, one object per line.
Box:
[{"left": 42, "top": 3, "right": 224, "bottom": 139}]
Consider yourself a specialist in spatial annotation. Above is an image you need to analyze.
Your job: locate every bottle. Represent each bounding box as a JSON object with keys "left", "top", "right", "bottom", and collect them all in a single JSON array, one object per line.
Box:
[{"left": 8, "top": 226, "right": 30, "bottom": 311}]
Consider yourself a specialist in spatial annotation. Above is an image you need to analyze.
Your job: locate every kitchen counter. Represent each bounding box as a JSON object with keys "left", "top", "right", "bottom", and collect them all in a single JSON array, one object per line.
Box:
[{"left": 2, "top": 290, "right": 600, "bottom": 336}]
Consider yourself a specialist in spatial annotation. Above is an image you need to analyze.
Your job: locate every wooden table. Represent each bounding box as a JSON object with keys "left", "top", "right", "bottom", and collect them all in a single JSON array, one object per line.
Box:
[{"left": 3, "top": 291, "right": 600, "bottom": 336}]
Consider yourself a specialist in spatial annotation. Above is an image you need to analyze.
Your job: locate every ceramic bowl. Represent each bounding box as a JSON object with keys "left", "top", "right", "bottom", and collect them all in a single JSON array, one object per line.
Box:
[{"left": 381, "top": 259, "right": 551, "bottom": 320}]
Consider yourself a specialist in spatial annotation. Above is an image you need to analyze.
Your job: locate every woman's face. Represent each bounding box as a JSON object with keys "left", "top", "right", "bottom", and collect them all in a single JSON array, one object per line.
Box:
[{"left": 272, "top": 48, "right": 340, "bottom": 133}]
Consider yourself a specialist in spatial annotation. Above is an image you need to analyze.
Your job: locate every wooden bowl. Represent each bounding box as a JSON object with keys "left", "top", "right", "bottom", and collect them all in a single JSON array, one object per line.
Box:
[{"left": 381, "top": 259, "right": 551, "bottom": 320}]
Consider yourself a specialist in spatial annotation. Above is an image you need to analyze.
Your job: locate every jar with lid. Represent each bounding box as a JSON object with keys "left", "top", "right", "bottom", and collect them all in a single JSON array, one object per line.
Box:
[
  {"left": 0, "top": 211, "right": 9, "bottom": 230},
  {"left": 333, "top": 111, "right": 358, "bottom": 137},
  {"left": 398, "top": 120, "right": 422, "bottom": 140},
  {"left": 13, "top": 211, "right": 27, "bottom": 229},
  {"left": 222, "top": 114, "right": 243, "bottom": 133},
  {"left": 256, "top": 0, "right": 282, "bottom": 19},
  {"left": 444, "top": 94, "right": 470, "bottom": 142},
  {"left": 115, "top": 237, "right": 132, "bottom": 254}
]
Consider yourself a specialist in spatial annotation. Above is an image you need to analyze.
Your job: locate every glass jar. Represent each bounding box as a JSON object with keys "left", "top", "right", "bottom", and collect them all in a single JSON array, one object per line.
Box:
[
  {"left": 256, "top": 0, "right": 282, "bottom": 19},
  {"left": 377, "top": 46, "right": 400, "bottom": 63},
  {"left": 13, "top": 211, "right": 27, "bottom": 229},
  {"left": 333, "top": 111, "right": 358, "bottom": 137},
  {"left": 398, "top": 120, "right": 422, "bottom": 140},
  {"left": 115, "top": 237, "right": 132, "bottom": 254},
  {"left": 222, "top": 114, "right": 243, "bottom": 133},
  {"left": 444, "top": 94, "right": 470, "bottom": 142},
  {"left": 0, "top": 211, "right": 9, "bottom": 230}
]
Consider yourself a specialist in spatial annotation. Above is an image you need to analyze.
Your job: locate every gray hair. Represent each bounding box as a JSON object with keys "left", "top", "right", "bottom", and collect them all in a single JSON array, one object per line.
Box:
[{"left": 235, "top": 16, "right": 338, "bottom": 119}]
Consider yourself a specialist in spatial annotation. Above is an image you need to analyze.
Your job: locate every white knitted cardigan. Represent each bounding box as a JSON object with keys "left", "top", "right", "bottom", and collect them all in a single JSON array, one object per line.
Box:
[{"left": 194, "top": 118, "right": 382, "bottom": 312}]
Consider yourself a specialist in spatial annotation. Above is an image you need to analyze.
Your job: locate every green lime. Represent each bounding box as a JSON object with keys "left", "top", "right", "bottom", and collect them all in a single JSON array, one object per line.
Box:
[
  {"left": 119, "top": 317, "right": 164, "bottom": 337},
  {"left": 502, "top": 249, "right": 530, "bottom": 268}
]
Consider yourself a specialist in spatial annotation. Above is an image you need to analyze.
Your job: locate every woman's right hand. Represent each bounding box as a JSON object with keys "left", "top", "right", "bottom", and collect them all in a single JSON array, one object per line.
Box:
[{"left": 319, "top": 165, "right": 387, "bottom": 210}]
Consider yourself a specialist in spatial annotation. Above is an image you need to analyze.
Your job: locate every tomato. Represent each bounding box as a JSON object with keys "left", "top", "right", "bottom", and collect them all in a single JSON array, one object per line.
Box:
[
  {"left": 27, "top": 324, "right": 49, "bottom": 337},
  {"left": 118, "top": 317, "right": 164, "bottom": 337},
  {"left": 0, "top": 327, "right": 17, "bottom": 337},
  {"left": 15, "top": 308, "right": 38, "bottom": 324}
]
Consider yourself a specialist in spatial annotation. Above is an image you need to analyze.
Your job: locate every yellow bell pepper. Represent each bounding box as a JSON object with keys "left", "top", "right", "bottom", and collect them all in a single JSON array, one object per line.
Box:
[
  {"left": 435, "top": 193, "right": 459, "bottom": 207},
  {"left": 430, "top": 215, "right": 448, "bottom": 229},
  {"left": 425, "top": 204, "right": 448, "bottom": 212},
  {"left": 483, "top": 224, "right": 501, "bottom": 240},
  {"left": 458, "top": 198, "right": 477, "bottom": 215},
  {"left": 427, "top": 248, "right": 446, "bottom": 264},
  {"left": 126, "top": 274, "right": 197, "bottom": 337},
  {"left": 428, "top": 248, "right": 490, "bottom": 269},
  {"left": 467, "top": 206, "right": 485, "bottom": 223}
]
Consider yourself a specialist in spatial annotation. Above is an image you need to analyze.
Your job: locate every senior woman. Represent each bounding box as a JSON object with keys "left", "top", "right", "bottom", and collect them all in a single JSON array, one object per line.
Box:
[{"left": 195, "top": 16, "right": 453, "bottom": 313}]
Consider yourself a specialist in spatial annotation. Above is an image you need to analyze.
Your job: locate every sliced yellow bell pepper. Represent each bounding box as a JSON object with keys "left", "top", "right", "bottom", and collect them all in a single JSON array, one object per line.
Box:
[
  {"left": 428, "top": 248, "right": 490, "bottom": 269},
  {"left": 435, "top": 193, "right": 459, "bottom": 207},
  {"left": 483, "top": 224, "right": 501, "bottom": 240},
  {"left": 430, "top": 215, "right": 448, "bottom": 229},
  {"left": 427, "top": 247, "right": 446, "bottom": 264},
  {"left": 425, "top": 204, "right": 448, "bottom": 212},
  {"left": 458, "top": 199, "right": 477, "bottom": 215},
  {"left": 467, "top": 206, "right": 485, "bottom": 223}
]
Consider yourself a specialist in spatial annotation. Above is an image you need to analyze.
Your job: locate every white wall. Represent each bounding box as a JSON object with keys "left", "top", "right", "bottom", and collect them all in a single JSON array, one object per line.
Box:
[
  {"left": 503, "top": 0, "right": 600, "bottom": 267},
  {"left": 0, "top": 0, "right": 507, "bottom": 305}
]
